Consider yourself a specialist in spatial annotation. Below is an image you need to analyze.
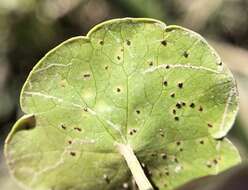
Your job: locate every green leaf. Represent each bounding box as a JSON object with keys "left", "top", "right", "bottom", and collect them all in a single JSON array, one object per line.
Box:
[{"left": 4, "top": 18, "right": 240, "bottom": 190}]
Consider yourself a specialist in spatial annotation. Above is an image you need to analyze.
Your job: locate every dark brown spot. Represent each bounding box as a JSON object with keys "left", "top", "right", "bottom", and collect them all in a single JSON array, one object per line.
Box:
[
  {"left": 176, "top": 103, "right": 182, "bottom": 109},
  {"left": 84, "top": 108, "right": 88, "bottom": 112},
  {"left": 68, "top": 140, "right": 72, "bottom": 144},
  {"left": 182, "top": 102, "right": 186, "bottom": 106},
  {"left": 126, "top": 40, "right": 131, "bottom": 46},
  {"left": 99, "top": 40, "right": 104, "bottom": 45},
  {"left": 174, "top": 116, "right": 179, "bottom": 121},
  {"left": 180, "top": 148, "right": 183, "bottom": 152},
  {"left": 161, "top": 40, "right": 167, "bottom": 46},
  {"left": 61, "top": 124, "right": 66, "bottom": 130},
  {"left": 160, "top": 132, "right": 165, "bottom": 137},
  {"left": 178, "top": 82, "right": 183, "bottom": 88},
  {"left": 103, "top": 175, "right": 110, "bottom": 184},
  {"left": 104, "top": 65, "right": 109, "bottom": 70},
  {"left": 165, "top": 171, "right": 170, "bottom": 176},
  {"left": 151, "top": 153, "right": 157, "bottom": 157},
  {"left": 200, "top": 140, "right": 204, "bottom": 144},
  {"left": 133, "top": 129, "right": 137, "bottom": 133},
  {"left": 161, "top": 153, "right": 167, "bottom": 160},
  {"left": 74, "top": 127, "right": 82, "bottom": 132},
  {"left": 208, "top": 123, "right": 213, "bottom": 128},
  {"left": 129, "top": 131, "right": 133, "bottom": 135},
  {"left": 176, "top": 141, "right": 181, "bottom": 146},
  {"left": 213, "top": 159, "right": 218, "bottom": 165},
  {"left": 190, "top": 103, "right": 195, "bottom": 108},
  {"left": 207, "top": 163, "right": 212, "bottom": 168},
  {"left": 172, "top": 109, "right": 176, "bottom": 115},
  {"left": 165, "top": 65, "right": 170, "bottom": 69},
  {"left": 149, "top": 61, "right": 153, "bottom": 66},
  {"left": 120, "top": 48, "right": 124, "bottom": 52},
  {"left": 70, "top": 152, "right": 76, "bottom": 156},
  {"left": 218, "top": 61, "right": 222, "bottom": 65},
  {"left": 199, "top": 106, "right": 203, "bottom": 112},
  {"left": 136, "top": 110, "right": 141, "bottom": 114},
  {"left": 117, "top": 56, "right": 121, "bottom": 60},
  {"left": 174, "top": 158, "right": 179, "bottom": 163},
  {"left": 117, "top": 88, "right": 121, "bottom": 92},
  {"left": 170, "top": 93, "right": 175, "bottom": 98},
  {"left": 163, "top": 80, "right": 168, "bottom": 86},
  {"left": 183, "top": 51, "right": 189, "bottom": 58}
]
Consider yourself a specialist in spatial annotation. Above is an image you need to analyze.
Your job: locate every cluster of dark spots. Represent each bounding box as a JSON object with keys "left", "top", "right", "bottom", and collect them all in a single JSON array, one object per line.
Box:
[
  {"left": 207, "top": 123, "right": 213, "bottom": 128},
  {"left": 176, "top": 102, "right": 182, "bottom": 109},
  {"left": 126, "top": 40, "right": 131, "bottom": 46},
  {"left": 61, "top": 124, "right": 66, "bottom": 130},
  {"left": 170, "top": 93, "right": 175, "bottom": 98},
  {"left": 117, "top": 56, "right": 121, "bottom": 60},
  {"left": 163, "top": 80, "right": 168, "bottom": 86},
  {"left": 116, "top": 88, "right": 121, "bottom": 93},
  {"left": 68, "top": 140, "right": 72, "bottom": 144},
  {"left": 104, "top": 65, "right": 109, "bottom": 70},
  {"left": 149, "top": 61, "right": 153, "bottom": 66},
  {"left": 70, "top": 152, "right": 76, "bottom": 156},
  {"left": 190, "top": 103, "right": 195, "bottom": 108},
  {"left": 99, "top": 40, "right": 104, "bottom": 45},
  {"left": 172, "top": 109, "right": 176, "bottom": 115},
  {"left": 198, "top": 106, "right": 203, "bottom": 112},
  {"left": 199, "top": 140, "right": 204, "bottom": 144},
  {"left": 103, "top": 174, "right": 110, "bottom": 184},
  {"left": 129, "top": 128, "right": 137, "bottom": 135},
  {"left": 178, "top": 82, "right": 184, "bottom": 89},
  {"left": 161, "top": 40, "right": 167, "bottom": 46},
  {"left": 136, "top": 110, "right": 141, "bottom": 114},
  {"left": 74, "top": 127, "right": 82, "bottom": 132},
  {"left": 183, "top": 51, "right": 189, "bottom": 58}
]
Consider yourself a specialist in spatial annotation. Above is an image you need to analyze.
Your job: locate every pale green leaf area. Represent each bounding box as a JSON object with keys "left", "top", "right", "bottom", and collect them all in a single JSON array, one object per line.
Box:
[{"left": 5, "top": 18, "right": 240, "bottom": 190}]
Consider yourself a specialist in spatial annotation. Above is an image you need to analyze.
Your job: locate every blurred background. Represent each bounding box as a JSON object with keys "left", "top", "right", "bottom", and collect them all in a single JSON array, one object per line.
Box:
[{"left": 1, "top": 0, "right": 248, "bottom": 189}]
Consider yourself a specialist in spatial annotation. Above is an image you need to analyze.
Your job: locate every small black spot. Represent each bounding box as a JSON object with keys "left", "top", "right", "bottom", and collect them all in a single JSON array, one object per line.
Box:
[
  {"left": 126, "top": 40, "right": 131, "bottom": 46},
  {"left": 129, "top": 131, "right": 133, "bottom": 135},
  {"left": 74, "top": 127, "right": 82, "bottom": 132},
  {"left": 207, "top": 163, "right": 212, "bottom": 168},
  {"left": 161, "top": 40, "right": 167, "bottom": 46},
  {"left": 178, "top": 82, "right": 184, "bottom": 88},
  {"left": 61, "top": 124, "right": 66, "bottom": 130},
  {"left": 68, "top": 140, "right": 72, "bottom": 144},
  {"left": 163, "top": 80, "right": 168, "bottom": 86},
  {"left": 133, "top": 129, "right": 137, "bottom": 133},
  {"left": 149, "top": 61, "right": 153, "bottom": 66},
  {"left": 160, "top": 132, "right": 165, "bottom": 137},
  {"left": 136, "top": 110, "right": 141, "bottom": 114},
  {"left": 182, "top": 102, "right": 186, "bottom": 106},
  {"left": 174, "top": 116, "right": 179, "bottom": 121},
  {"left": 176, "top": 103, "right": 182, "bottom": 109},
  {"left": 190, "top": 103, "right": 195, "bottom": 108},
  {"left": 165, "top": 171, "right": 170, "bottom": 176},
  {"left": 165, "top": 28, "right": 174, "bottom": 32},
  {"left": 176, "top": 141, "right": 181, "bottom": 146},
  {"left": 213, "top": 159, "right": 218, "bottom": 165},
  {"left": 117, "top": 56, "right": 121, "bottom": 60},
  {"left": 99, "top": 40, "right": 104, "bottom": 45},
  {"left": 200, "top": 140, "right": 204, "bottom": 144},
  {"left": 174, "top": 158, "right": 179, "bottom": 163},
  {"left": 103, "top": 175, "right": 110, "bottom": 184},
  {"left": 172, "top": 109, "right": 176, "bottom": 115},
  {"left": 104, "top": 65, "right": 109, "bottom": 70},
  {"left": 199, "top": 106, "right": 203, "bottom": 112},
  {"left": 183, "top": 51, "right": 189, "bottom": 58},
  {"left": 218, "top": 61, "right": 222, "bottom": 66},
  {"left": 208, "top": 123, "right": 213, "bottom": 128},
  {"left": 70, "top": 152, "right": 76, "bottom": 156},
  {"left": 151, "top": 153, "right": 157, "bottom": 157},
  {"left": 165, "top": 65, "right": 170, "bottom": 69},
  {"left": 180, "top": 148, "right": 183, "bottom": 152},
  {"left": 84, "top": 108, "right": 88, "bottom": 112},
  {"left": 83, "top": 74, "right": 91, "bottom": 78},
  {"left": 161, "top": 153, "right": 167, "bottom": 160},
  {"left": 170, "top": 93, "right": 175, "bottom": 98},
  {"left": 117, "top": 88, "right": 121, "bottom": 92}
]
